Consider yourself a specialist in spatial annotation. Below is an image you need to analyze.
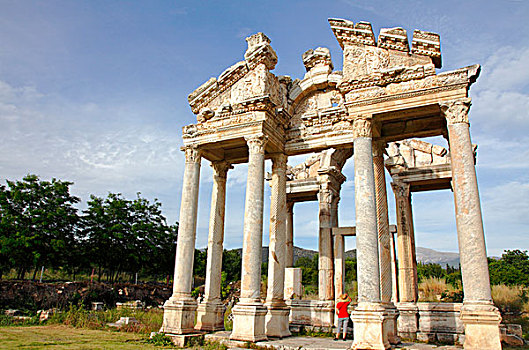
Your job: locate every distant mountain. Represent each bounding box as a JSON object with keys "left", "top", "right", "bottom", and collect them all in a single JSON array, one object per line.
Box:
[
  {"left": 415, "top": 247, "right": 460, "bottom": 267},
  {"left": 228, "top": 246, "right": 459, "bottom": 268}
]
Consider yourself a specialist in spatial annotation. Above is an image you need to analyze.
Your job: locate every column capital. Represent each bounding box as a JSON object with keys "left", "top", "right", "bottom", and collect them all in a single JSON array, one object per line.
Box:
[
  {"left": 183, "top": 145, "right": 202, "bottom": 163},
  {"left": 440, "top": 98, "right": 471, "bottom": 125},
  {"left": 372, "top": 140, "right": 387, "bottom": 157},
  {"left": 353, "top": 115, "right": 373, "bottom": 138},
  {"left": 286, "top": 201, "right": 294, "bottom": 213},
  {"left": 211, "top": 160, "right": 232, "bottom": 179},
  {"left": 270, "top": 153, "right": 288, "bottom": 169},
  {"left": 245, "top": 134, "right": 268, "bottom": 154},
  {"left": 391, "top": 181, "right": 410, "bottom": 199}
]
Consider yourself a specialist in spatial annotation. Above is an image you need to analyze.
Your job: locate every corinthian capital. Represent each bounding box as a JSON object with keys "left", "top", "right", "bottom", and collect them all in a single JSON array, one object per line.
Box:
[
  {"left": 372, "top": 141, "right": 387, "bottom": 157},
  {"left": 353, "top": 116, "right": 373, "bottom": 138},
  {"left": 245, "top": 134, "right": 268, "bottom": 154},
  {"left": 391, "top": 182, "right": 410, "bottom": 199},
  {"left": 184, "top": 145, "right": 201, "bottom": 163},
  {"left": 211, "top": 160, "right": 232, "bottom": 179},
  {"left": 271, "top": 153, "right": 288, "bottom": 170},
  {"left": 440, "top": 98, "right": 471, "bottom": 125}
]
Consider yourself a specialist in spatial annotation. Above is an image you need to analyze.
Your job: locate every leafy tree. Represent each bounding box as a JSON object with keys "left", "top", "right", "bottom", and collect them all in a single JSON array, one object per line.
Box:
[
  {"left": 81, "top": 192, "right": 177, "bottom": 282},
  {"left": 0, "top": 175, "right": 80, "bottom": 279},
  {"left": 489, "top": 250, "right": 529, "bottom": 286},
  {"left": 294, "top": 254, "right": 318, "bottom": 285},
  {"left": 417, "top": 262, "right": 445, "bottom": 282},
  {"left": 222, "top": 249, "right": 241, "bottom": 282}
]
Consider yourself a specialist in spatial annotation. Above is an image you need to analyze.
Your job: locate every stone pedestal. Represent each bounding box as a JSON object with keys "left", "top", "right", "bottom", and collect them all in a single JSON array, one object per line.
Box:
[
  {"left": 195, "top": 300, "right": 225, "bottom": 332},
  {"left": 264, "top": 303, "right": 291, "bottom": 338},
  {"left": 396, "top": 302, "right": 419, "bottom": 340},
  {"left": 162, "top": 298, "right": 198, "bottom": 334},
  {"left": 284, "top": 267, "right": 302, "bottom": 300},
  {"left": 460, "top": 302, "right": 501, "bottom": 350},
  {"left": 382, "top": 303, "right": 400, "bottom": 345},
  {"left": 230, "top": 303, "right": 268, "bottom": 342},
  {"left": 351, "top": 302, "right": 390, "bottom": 350}
]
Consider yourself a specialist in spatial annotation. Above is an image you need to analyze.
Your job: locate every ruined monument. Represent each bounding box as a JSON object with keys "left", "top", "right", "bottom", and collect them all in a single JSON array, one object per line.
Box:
[{"left": 162, "top": 17, "right": 501, "bottom": 349}]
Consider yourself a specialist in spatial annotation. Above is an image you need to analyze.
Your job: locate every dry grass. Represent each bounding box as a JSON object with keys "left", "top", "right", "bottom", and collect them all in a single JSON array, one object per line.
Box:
[
  {"left": 492, "top": 284, "right": 527, "bottom": 314},
  {"left": 418, "top": 277, "right": 457, "bottom": 302}
]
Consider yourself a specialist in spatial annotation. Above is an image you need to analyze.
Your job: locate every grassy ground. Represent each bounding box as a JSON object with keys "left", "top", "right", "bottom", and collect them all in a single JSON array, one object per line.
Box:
[{"left": 0, "top": 325, "right": 161, "bottom": 349}]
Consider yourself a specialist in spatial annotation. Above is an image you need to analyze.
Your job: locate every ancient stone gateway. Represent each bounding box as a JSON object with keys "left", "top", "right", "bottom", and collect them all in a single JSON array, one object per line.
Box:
[{"left": 162, "top": 18, "right": 501, "bottom": 349}]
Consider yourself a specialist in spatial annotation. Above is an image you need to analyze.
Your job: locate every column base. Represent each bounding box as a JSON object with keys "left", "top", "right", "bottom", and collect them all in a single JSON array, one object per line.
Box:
[
  {"left": 265, "top": 302, "right": 291, "bottom": 338},
  {"left": 195, "top": 300, "right": 225, "bottom": 332},
  {"left": 351, "top": 302, "right": 390, "bottom": 350},
  {"left": 460, "top": 302, "right": 502, "bottom": 350},
  {"left": 382, "top": 302, "right": 400, "bottom": 344},
  {"left": 161, "top": 296, "right": 197, "bottom": 334},
  {"left": 229, "top": 301, "right": 267, "bottom": 342},
  {"left": 396, "top": 302, "right": 419, "bottom": 340}
]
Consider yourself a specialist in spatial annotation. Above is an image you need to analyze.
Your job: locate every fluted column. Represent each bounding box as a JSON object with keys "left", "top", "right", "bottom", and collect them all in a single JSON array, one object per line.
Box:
[
  {"left": 373, "top": 141, "right": 399, "bottom": 345},
  {"left": 442, "top": 98, "right": 501, "bottom": 349},
  {"left": 162, "top": 146, "right": 202, "bottom": 334},
  {"left": 196, "top": 161, "right": 231, "bottom": 332},
  {"left": 351, "top": 115, "right": 389, "bottom": 350},
  {"left": 285, "top": 201, "right": 294, "bottom": 268},
  {"left": 392, "top": 181, "right": 418, "bottom": 303},
  {"left": 317, "top": 180, "right": 337, "bottom": 302},
  {"left": 230, "top": 134, "right": 268, "bottom": 342},
  {"left": 265, "top": 153, "right": 291, "bottom": 338}
]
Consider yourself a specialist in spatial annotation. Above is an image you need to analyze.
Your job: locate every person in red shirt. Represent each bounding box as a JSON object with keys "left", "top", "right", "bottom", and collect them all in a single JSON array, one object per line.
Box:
[{"left": 334, "top": 293, "right": 352, "bottom": 341}]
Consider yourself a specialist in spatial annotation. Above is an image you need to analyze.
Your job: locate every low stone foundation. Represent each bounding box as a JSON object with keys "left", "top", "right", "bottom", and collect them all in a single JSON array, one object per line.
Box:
[{"left": 286, "top": 299, "right": 334, "bottom": 329}]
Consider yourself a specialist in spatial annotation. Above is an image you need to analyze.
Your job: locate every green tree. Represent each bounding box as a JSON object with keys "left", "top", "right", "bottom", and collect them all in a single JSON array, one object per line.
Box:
[
  {"left": 489, "top": 250, "right": 529, "bottom": 286},
  {"left": 0, "top": 175, "right": 80, "bottom": 279},
  {"left": 81, "top": 192, "right": 177, "bottom": 282}
]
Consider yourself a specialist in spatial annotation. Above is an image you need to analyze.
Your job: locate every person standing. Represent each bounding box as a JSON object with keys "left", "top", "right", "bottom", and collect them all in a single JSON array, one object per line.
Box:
[{"left": 334, "top": 293, "right": 352, "bottom": 341}]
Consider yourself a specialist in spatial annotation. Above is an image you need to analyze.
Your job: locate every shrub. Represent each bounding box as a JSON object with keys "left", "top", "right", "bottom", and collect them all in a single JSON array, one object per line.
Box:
[
  {"left": 492, "top": 284, "right": 527, "bottom": 314},
  {"left": 418, "top": 277, "right": 458, "bottom": 302}
]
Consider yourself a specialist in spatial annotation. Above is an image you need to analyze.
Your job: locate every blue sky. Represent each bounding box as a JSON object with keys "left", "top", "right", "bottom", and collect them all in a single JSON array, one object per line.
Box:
[{"left": 1, "top": 0, "right": 528, "bottom": 256}]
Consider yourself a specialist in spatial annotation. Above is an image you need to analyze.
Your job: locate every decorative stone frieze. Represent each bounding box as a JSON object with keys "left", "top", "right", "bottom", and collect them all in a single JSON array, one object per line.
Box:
[{"left": 411, "top": 30, "right": 442, "bottom": 68}]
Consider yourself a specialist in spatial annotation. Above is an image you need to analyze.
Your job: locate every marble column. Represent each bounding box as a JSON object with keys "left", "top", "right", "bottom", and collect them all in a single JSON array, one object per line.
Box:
[
  {"left": 317, "top": 178, "right": 336, "bottom": 302},
  {"left": 230, "top": 134, "right": 268, "bottom": 342},
  {"left": 389, "top": 232, "right": 399, "bottom": 304},
  {"left": 333, "top": 233, "right": 345, "bottom": 300},
  {"left": 373, "top": 141, "right": 399, "bottom": 345},
  {"left": 162, "top": 146, "right": 202, "bottom": 334},
  {"left": 391, "top": 181, "right": 419, "bottom": 340},
  {"left": 285, "top": 201, "right": 294, "bottom": 268},
  {"left": 442, "top": 99, "right": 501, "bottom": 350},
  {"left": 392, "top": 182, "right": 418, "bottom": 303},
  {"left": 196, "top": 161, "right": 231, "bottom": 332},
  {"left": 351, "top": 116, "right": 389, "bottom": 350},
  {"left": 265, "top": 153, "right": 291, "bottom": 338}
]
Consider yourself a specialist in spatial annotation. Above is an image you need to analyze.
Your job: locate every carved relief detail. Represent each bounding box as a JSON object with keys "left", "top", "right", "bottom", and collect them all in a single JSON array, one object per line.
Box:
[
  {"left": 211, "top": 161, "right": 232, "bottom": 179},
  {"left": 391, "top": 181, "right": 410, "bottom": 199},
  {"left": 353, "top": 117, "right": 373, "bottom": 138},
  {"left": 271, "top": 153, "right": 288, "bottom": 170},
  {"left": 184, "top": 146, "right": 201, "bottom": 163},
  {"left": 440, "top": 98, "right": 471, "bottom": 125},
  {"left": 245, "top": 134, "right": 268, "bottom": 154}
]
